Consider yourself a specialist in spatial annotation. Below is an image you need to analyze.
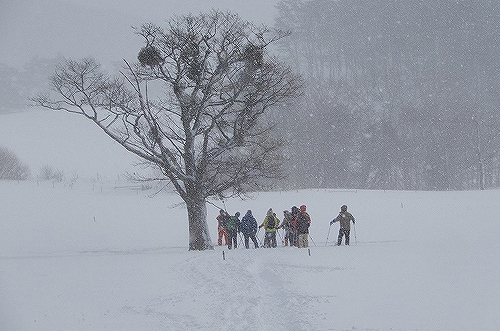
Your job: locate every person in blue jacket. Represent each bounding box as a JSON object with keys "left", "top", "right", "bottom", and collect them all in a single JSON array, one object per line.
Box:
[{"left": 239, "top": 210, "right": 259, "bottom": 249}]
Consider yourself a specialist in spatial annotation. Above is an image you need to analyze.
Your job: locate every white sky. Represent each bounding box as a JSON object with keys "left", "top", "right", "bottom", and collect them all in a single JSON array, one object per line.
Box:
[{"left": 0, "top": 0, "right": 279, "bottom": 68}]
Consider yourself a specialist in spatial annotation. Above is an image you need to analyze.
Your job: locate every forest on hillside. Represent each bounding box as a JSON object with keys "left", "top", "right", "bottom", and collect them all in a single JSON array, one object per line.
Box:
[{"left": 273, "top": 0, "right": 500, "bottom": 190}]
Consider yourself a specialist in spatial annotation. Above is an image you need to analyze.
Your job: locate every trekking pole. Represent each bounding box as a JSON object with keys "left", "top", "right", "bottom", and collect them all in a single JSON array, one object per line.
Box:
[
  {"left": 261, "top": 230, "right": 269, "bottom": 248},
  {"left": 309, "top": 234, "right": 317, "bottom": 246},
  {"left": 276, "top": 228, "right": 284, "bottom": 245},
  {"left": 206, "top": 200, "right": 226, "bottom": 212},
  {"left": 353, "top": 222, "right": 358, "bottom": 245},
  {"left": 325, "top": 223, "right": 332, "bottom": 246},
  {"left": 238, "top": 232, "right": 245, "bottom": 249},
  {"left": 256, "top": 227, "right": 263, "bottom": 247}
]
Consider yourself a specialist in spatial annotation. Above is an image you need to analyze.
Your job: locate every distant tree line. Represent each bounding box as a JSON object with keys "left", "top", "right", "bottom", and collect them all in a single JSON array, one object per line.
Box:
[{"left": 273, "top": 0, "right": 500, "bottom": 190}]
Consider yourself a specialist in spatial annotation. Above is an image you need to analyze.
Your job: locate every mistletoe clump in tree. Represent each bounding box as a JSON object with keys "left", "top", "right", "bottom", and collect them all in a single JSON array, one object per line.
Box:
[{"left": 33, "top": 10, "right": 302, "bottom": 250}]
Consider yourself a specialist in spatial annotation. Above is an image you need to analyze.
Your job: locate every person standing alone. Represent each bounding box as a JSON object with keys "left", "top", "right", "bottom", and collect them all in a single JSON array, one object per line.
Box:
[{"left": 330, "top": 205, "right": 355, "bottom": 245}]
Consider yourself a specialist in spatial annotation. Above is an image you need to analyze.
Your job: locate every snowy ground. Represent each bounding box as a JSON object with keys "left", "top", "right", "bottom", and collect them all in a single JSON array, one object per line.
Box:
[{"left": 1, "top": 179, "right": 499, "bottom": 331}]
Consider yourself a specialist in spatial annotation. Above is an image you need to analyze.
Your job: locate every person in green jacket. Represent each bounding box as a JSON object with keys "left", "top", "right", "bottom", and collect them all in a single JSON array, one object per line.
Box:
[
  {"left": 259, "top": 208, "right": 280, "bottom": 248},
  {"left": 226, "top": 212, "right": 240, "bottom": 249}
]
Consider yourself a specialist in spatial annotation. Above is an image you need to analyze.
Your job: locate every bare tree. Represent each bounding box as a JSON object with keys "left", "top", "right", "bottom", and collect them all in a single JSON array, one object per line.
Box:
[
  {"left": 33, "top": 11, "right": 302, "bottom": 250},
  {"left": 0, "top": 146, "right": 30, "bottom": 180}
]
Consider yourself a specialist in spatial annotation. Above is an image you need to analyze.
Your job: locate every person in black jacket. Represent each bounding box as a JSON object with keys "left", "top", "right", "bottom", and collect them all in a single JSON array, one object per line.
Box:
[
  {"left": 239, "top": 210, "right": 259, "bottom": 249},
  {"left": 295, "top": 205, "right": 311, "bottom": 248}
]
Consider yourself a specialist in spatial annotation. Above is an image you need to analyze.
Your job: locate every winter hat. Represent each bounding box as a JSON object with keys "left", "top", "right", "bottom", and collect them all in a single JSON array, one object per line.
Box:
[
  {"left": 235, "top": 212, "right": 240, "bottom": 217},
  {"left": 300, "top": 205, "right": 307, "bottom": 212},
  {"left": 246, "top": 210, "right": 252, "bottom": 215},
  {"left": 219, "top": 209, "right": 225, "bottom": 214},
  {"left": 267, "top": 208, "right": 273, "bottom": 215},
  {"left": 341, "top": 205, "right": 347, "bottom": 212}
]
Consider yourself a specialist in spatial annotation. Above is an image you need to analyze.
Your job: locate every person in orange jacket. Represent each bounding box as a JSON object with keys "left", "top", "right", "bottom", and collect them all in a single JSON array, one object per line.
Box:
[{"left": 216, "top": 209, "right": 230, "bottom": 246}]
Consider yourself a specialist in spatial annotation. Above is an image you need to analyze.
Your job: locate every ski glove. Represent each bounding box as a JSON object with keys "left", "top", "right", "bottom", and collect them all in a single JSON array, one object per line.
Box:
[{"left": 330, "top": 220, "right": 334, "bottom": 225}]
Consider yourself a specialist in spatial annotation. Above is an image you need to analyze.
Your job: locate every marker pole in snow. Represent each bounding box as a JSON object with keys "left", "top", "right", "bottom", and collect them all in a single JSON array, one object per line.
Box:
[{"left": 325, "top": 223, "right": 332, "bottom": 246}]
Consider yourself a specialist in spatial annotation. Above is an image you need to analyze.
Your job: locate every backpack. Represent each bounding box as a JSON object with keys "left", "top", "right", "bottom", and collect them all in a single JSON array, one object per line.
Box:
[
  {"left": 218, "top": 214, "right": 229, "bottom": 228},
  {"left": 296, "top": 213, "right": 310, "bottom": 234},
  {"left": 267, "top": 215, "right": 275, "bottom": 229},
  {"left": 226, "top": 216, "right": 239, "bottom": 233},
  {"left": 244, "top": 215, "right": 258, "bottom": 233}
]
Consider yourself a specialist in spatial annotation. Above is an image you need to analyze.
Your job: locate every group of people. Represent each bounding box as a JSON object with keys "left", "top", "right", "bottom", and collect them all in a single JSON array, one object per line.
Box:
[
  {"left": 216, "top": 204, "right": 355, "bottom": 249},
  {"left": 217, "top": 209, "right": 259, "bottom": 249}
]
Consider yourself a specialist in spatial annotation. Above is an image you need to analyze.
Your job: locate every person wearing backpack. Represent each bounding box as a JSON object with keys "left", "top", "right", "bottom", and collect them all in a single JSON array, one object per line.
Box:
[
  {"left": 279, "top": 210, "right": 295, "bottom": 247},
  {"left": 226, "top": 212, "right": 240, "bottom": 249},
  {"left": 330, "top": 204, "right": 355, "bottom": 245},
  {"left": 259, "top": 208, "right": 280, "bottom": 248},
  {"left": 295, "top": 205, "right": 311, "bottom": 248},
  {"left": 216, "top": 209, "right": 230, "bottom": 246},
  {"left": 239, "top": 210, "right": 259, "bottom": 249}
]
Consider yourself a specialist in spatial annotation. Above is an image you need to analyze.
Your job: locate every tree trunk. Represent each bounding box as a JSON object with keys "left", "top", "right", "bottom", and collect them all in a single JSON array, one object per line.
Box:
[{"left": 186, "top": 194, "right": 213, "bottom": 251}]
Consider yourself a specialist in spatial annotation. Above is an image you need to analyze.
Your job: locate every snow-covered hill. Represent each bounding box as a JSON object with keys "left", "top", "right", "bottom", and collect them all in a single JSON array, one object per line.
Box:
[
  {"left": 0, "top": 110, "right": 139, "bottom": 180},
  {"left": 1, "top": 178, "right": 499, "bottom": 330}
]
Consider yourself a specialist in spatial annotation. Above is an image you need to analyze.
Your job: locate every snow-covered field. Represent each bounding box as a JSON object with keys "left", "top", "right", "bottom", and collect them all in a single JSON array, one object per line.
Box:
[
  {"left": 1, "top": 110, "right": 499, "bottom": 330},
  {"left": 1, "top": 179, "right": 499, "bottom": 331}
]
